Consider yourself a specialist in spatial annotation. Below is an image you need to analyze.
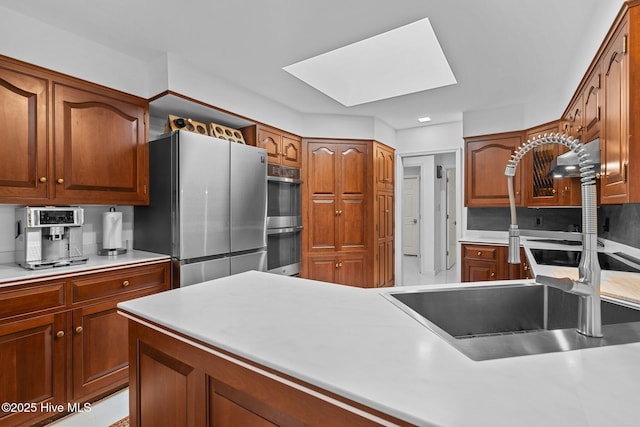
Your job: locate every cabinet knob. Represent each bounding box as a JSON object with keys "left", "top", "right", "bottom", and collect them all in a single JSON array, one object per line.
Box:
[
  {"left": 75, "top": 326, "right": 83, "bottom": 334},
  {"left": 552, "top": 189, "right": 557, "bottom": 194},
  {"left": 39, "top": 177, "right": 47, "bottom": 183},
  {"left": 524, "top": 265, "right": 529, "bottom": 270},
  {"left": 335, "top": 263, "right": 339, "bottom": 268},
  {"left": 57, "top": 178, "right": 64, "bottom": 184},
  {"left": 56, "top": 330, "right": 65, "bottom": 338},
  {"left": 122, "top": 280, "right": 130, "bottom": 287},
  {"left": 490, "top": 272, "right": 496, "bottom": 278},
  {"left": 477, "top": 251, "right": 482, "bottom": 256}
]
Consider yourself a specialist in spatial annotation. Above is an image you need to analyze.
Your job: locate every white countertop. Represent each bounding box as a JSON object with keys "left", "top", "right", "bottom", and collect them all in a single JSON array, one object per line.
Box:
[
  {"left": 0, "top": 250, "right": 170, "bottom": 287},
  {"left": 118, "top": 271, "right": 640, "bottom": 426}
]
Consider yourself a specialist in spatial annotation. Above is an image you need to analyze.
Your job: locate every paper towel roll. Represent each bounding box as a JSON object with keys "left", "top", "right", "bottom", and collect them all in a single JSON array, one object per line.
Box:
[{"left": 103, "top": 210, "right": 123, "bottom": 250}]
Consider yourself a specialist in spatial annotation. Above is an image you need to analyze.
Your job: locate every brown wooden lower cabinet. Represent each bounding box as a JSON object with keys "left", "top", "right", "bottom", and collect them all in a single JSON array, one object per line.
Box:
[
  {"left": 127, "top": 319, "right": 413, "bottom": 427},
  {"left": 307, "top": 252, "right": 368, "bottom": 287},
  {"left": 0, "top": 312, "right": 66, "bottom": 427},
  {"left": 0, "top": 260, "right": 170, "bottom": 427},
  {"left": 461, "top": 244, "right": 528, "bottom": 282}
]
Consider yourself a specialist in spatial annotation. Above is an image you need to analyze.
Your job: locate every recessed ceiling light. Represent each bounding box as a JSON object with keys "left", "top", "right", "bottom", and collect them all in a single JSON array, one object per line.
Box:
[
  {"left": 418, "top": 116, "right": 432, "bottom": 123},
  {"left": 283, "top": 18, "right": 457, "bottom": 107}
]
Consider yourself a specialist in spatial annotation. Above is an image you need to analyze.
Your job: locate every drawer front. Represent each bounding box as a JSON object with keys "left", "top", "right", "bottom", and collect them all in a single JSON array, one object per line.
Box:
[
  {"left": 71, "top": 263, "right": 169, "bottom": 304},
  {"left": 0, "top": 281, "right": 66, "bottom": 320},
  {"left": 463, "top": 245, "right": 499, "bottom": 261}
]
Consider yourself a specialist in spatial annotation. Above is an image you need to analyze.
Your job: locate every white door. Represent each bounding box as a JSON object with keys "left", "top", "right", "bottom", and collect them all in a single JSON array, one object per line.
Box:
[
  {"left": 403, "top": 177, "right": 420, "bottom": 255},
  {"left": 445, "top": 168, "right": 457, "bottom": 269}
]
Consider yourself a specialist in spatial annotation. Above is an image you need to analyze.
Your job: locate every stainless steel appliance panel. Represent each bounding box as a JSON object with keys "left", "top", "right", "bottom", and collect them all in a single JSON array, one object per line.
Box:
[
  {"left": 230, "top": 250, "right": 267, "bottom": 275},
  {"left": 134, "top": 136, "right": 174, "bottom": 256},
  {"left": 178, "top": 132, "right": 230, "bottom": 259},
  {"left": 179, "top": 257, "right": 230, "bottom": 287},
  {"left": 267, "top": 227, "right": 302, "bottom": 275},
  {"left": 230, "top": 143, "right": 267, "bottom": 252}
]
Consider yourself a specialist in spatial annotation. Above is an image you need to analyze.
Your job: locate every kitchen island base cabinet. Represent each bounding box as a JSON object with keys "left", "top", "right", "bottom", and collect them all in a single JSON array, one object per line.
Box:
[{"left": 126, "top": 319, "right": 412, "bottom": 427}]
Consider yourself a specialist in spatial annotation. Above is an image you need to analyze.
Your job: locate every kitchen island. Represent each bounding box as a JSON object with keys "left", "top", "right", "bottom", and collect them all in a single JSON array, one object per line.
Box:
[{"left": 118, "top": 271, "right": 640, "bottom": 426}]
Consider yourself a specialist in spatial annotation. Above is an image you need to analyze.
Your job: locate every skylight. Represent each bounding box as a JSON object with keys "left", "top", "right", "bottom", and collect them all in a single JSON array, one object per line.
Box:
[{"left": 283, "top": 18, "right": 457, "bottom": 107}]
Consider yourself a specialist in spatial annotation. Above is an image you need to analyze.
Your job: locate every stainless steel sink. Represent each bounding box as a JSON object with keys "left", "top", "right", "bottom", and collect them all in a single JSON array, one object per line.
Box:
[{"left": 384, "top": 283, "right": 640, "bottom": 361}]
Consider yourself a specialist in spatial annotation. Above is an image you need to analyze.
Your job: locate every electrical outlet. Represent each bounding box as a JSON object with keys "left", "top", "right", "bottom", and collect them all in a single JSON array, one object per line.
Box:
[{"left": 534, "top": 216, "right": 543, "bottom": 228}]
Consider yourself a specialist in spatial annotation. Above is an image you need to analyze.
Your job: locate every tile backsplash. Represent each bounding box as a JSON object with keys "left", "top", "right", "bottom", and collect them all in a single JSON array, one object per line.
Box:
[
  {"left": 0, "top": 204, "right": 133, "bottom": 265},
  {"left": 467, "top": 204, "right": 640, "bottom": 249}
]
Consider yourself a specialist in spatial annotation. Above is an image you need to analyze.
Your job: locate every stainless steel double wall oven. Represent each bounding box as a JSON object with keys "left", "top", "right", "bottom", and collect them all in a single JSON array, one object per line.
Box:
[{"left": 267, "top": 164, "right": 302, "bottom": 275}]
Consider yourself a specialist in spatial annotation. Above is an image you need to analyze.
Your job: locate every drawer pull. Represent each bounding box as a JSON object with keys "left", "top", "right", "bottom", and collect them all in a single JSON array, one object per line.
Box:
[
  {"left": 477, "top": 251, "right": 482, "bottom": 256},
  {"left": 75, "top": 326, "right": 83, "bottom": 334},
  {"left": 56, "top": 330, "right": 65, "bottom": 338},
  {"left": 122, "top": 280, "right": 130, "bottom": 287}
]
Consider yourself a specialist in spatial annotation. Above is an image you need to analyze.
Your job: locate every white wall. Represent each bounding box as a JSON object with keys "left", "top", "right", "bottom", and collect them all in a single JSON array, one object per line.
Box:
[
  {"left": 0, "top": 5, "right": 149, "bottom": 97},
  {"left": 395, "top": 121, "right": 463, "bottom": 153}
]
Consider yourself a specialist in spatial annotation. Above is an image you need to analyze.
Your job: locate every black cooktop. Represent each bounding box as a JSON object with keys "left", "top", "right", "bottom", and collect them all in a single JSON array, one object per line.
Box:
[{"left": 530, "top": 249, "right": 640, "bottom": 273}]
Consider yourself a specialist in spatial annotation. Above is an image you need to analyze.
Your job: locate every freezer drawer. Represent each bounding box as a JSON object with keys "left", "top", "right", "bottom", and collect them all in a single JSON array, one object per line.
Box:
[
  {"left": 179, "top": 257, "right": 230, "bottom": 287},
  {"left": 230, "top": 250, "right": 267, "bottom": 275}
]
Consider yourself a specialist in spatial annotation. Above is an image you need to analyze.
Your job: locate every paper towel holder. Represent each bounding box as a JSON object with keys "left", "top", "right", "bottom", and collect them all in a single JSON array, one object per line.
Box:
[{"left": 98, "top": 207, "right": 128, "bottom": 256}]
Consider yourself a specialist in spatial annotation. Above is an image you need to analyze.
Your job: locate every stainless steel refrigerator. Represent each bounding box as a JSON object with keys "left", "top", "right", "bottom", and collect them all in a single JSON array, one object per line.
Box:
[{"left": 134, "top": 130, "right": 267, "bottom": 287}]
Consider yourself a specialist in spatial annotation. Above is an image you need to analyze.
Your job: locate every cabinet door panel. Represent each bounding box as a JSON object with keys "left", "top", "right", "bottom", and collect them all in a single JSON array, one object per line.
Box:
[
  {"left": 309, "top": 199, "right": 337, "bottom": 251},
  {"left": 308, "top": 144, "right": 336, "bottom": 195},
  {"left": 463, "top": 260, "right": 497, "bottom": 282},
  {"left": 340, "top": 197, "right": 366, "bottom": 250},
  {"left": 0, "top": 65, "right": 48, "bottom": 201},
  {"left": 306, "top": 256, "right": 337, "bottom": 284},
  {"left": 601, "top": 23, "right": 629, "bottom": 203},
  {"left": 0, "top": 313, "right": 65, "bottom": 426},
  {"left": 72, "top": 300, "right": 128, "bottom": 400},
  {"left": 338, "top": 254, "right": 367, "bottom": 287},
  {"left": 465, "top": 136, "right": 523, "bottom": 207},
  {"left": 384, "top": 240, "right": 394, "bottom": 286},
  {"left": 583, "top": 65, "right": 601, "bottom": 141},
  {"left": 339, "top": 145, "right": 367, "bottom": 195},
  {"left": 257, "top": 128, "right": 281, "bottom": 164},
  {"left": 281, "top": 135, "right": 301, "bottom": 168},
  {"left": 53, "top": 83, "right": 148, "bottom": 204}
]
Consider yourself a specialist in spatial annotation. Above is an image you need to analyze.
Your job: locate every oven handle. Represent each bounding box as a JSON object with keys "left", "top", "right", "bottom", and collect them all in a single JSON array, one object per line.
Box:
[
  {"left": 267, "top": 226, "right": 304, "bottom": 235},
  {"left": 267, "top": 175, "right": 303, "bottom": 184}
]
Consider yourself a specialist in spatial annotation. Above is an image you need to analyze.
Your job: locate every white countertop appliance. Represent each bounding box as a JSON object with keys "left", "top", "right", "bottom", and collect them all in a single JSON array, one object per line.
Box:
[{"left": 15, "top": 206, "right": 88, "bottom": 269}]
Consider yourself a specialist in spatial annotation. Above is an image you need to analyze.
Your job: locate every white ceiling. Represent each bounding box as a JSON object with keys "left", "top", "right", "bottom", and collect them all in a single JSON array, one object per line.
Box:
[{"left": 0, "top": 0, "right": 624, "bottom": 130}]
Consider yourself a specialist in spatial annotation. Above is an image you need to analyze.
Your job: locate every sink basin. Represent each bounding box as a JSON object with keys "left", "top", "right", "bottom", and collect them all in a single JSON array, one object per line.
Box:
[{"left": 384, "top": 283, "right": 640, "bottom": 361}]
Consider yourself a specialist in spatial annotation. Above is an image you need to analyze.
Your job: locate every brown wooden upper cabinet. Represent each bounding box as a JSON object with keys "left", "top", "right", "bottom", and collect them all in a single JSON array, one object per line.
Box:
[
  {"left": 374, "top": 142, "right": 394, "bottom": 190},
  {"left": 53, "top": 83, "right": 148, "bottom": 205},
  {"left": 0, "top": 56, "right": 149, "bottom": 205},
  {"left": 525, "top": 122, "right": 581, "bottom": 207},
  {"left": 464, "top": 131, "right": 524, "bottom": 207},
  {"left": 0, "top": 60, "right": 50, "bottom": 202},
  {"left": 600, "top": 17, "right": 630, "bottom": 204},
  {"left": 242, "top": 124, "right": 301, "bottom": 168}
]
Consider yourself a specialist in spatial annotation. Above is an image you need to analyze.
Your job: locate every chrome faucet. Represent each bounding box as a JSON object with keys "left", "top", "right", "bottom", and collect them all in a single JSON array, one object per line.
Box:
[{"left": 504, "top": 133, "right": 602, "bottom": 337}]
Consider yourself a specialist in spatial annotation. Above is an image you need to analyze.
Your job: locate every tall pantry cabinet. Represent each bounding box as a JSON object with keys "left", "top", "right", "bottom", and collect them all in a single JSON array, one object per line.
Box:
[{"left": 301, "top": 139, "right": 395, "bottom": 288}]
